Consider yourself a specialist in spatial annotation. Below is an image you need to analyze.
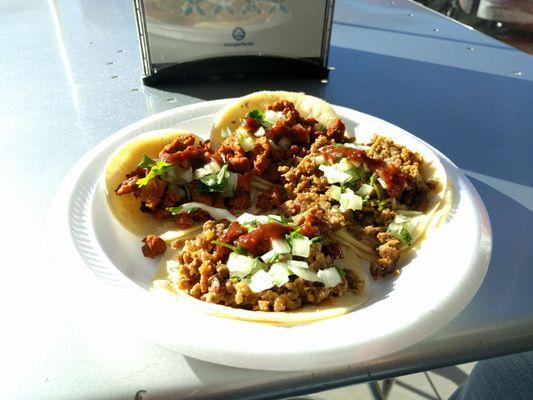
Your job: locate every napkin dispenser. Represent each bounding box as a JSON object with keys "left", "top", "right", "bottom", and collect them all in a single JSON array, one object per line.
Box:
[{"left": 134, "top": 0, "right": 335, "bottom": 84}]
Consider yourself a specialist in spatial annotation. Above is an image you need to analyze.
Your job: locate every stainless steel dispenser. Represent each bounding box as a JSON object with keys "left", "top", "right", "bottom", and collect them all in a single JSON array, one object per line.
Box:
[{"left": 134, "top": 0, "right": 335, "bottom": 83}]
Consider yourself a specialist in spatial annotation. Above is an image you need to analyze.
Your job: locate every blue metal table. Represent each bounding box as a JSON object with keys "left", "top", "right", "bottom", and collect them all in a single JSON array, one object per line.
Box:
[{"left": 1, "top": 0, "right": 532, "bottom": 399}]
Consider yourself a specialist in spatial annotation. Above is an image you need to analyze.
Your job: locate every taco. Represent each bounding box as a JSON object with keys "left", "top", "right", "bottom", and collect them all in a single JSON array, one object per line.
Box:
[
  {"left": 209, "top": 91, "right": 353, "bottom": 194},
  {"left": 278, "top": 133, "right": 448, "bottom": 277},
  {"left": 104, "top": 129, "right": 256, "bottom": 250},
  {"left": 153, "top": 214, "right": 369, "bottom": 324}
]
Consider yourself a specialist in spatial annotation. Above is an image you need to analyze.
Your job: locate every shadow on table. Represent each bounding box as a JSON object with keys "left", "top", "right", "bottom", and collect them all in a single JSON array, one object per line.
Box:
[
  {"left": 152, "top": 73, "right": 328, "bottom": 101},
  {"left": 446, "top": 176, "right": 533, "bottom": 330}
]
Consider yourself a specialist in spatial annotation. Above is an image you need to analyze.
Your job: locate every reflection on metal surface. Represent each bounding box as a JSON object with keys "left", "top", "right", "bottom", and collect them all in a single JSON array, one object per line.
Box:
[
  {"left": 47, "top": 0, "right": 80, "bottom": 113},
  {"left": 136, "top": 0, "right": 333, "bottom": 81},
  {"left": 414, "top": 0, "right": 533, "bottom": 54},
  {"left": 463, "top": 169, "right": 533, "bottom": 212}
]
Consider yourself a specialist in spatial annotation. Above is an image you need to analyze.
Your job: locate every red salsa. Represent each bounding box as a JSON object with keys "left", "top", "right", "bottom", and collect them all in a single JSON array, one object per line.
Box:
[{"left": 236, "top": 223, "right": 294, "bottom": 256}]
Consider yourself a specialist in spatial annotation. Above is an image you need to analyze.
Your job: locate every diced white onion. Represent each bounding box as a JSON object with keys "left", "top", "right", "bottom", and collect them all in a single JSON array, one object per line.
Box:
[
  {"left": 271, "top": 239, "right": 291, "bottom": 254},
  {"left": 250, "top": 259, "right": 267, "bottom": 275},
  {"left": 387, "top": 222, "right": 403, "bottom": 237},
  {"left": 269, "top": 262, "right": 290, "bottom": 286},
  {"left": 249, "top": 270, "right": 274, "bottom": 293},
  {"left": 221, "top": 171, "right": 238, "bottom": 198},
  {"left": 169, "top": 166, "right": 193, "bottom": 183},
  {"left": 239, "top": 133, "right": 255, "bottom": 152},
  {"left": 193, "top": 161, "right": 220, "bottom": 179},
  {"left": 287, "top": 260, "right": 309, "bottom": 269},
  {"left": 394, "top": 213, "right": 421, "bottom": 232},
  {"left": 356, "top": 183, "right": 373, "bottom": 197},
  {"left": 290, "top": 237, "right": 311, "bottom": 258},
  {"left": 264, "top": 110, "right": 284, "bottom": 125},
  {"left": 328, "top": 185, "right": 343, "bottom": 201},
  {"left": 227, "top": 253, "right": 255, "bottom": 279},
  {"left": 289, "top": 265, "right": 320, "bottom": 282},
  {"left": 338, "top": 188, "right": 363, "bottom": 211},
  {"left": 319, "top": 164, "right": 353, "bottom": 184},
  {"left": 254, "top": 126, "right": 266, "bottom": 137},
  {"left": 337, "top": 158, "right": 357, "bottom": 171},
  {"left": 260, "top": 249, "right": 278, "bottom": 263},
  {"left": 317, "top": 267, "right": 342, "bottom": 288}
]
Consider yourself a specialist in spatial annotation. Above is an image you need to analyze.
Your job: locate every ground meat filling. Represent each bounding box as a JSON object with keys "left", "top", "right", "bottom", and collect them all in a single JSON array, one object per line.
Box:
[
  {"left": 215, "top": 101, "right": 352, "bottom": 185},
  {"left": 371, "top": 233, "right": 401, "bottom": 277},
  {"left": 280, "top": 136, "right": 337, "bottom": 197},
  {"left": 276, "top": 133, "right": 439, "bottom": 278},
  {"left": 173, "top": 220, "right": 363, "bottom": 312},
  {"left": 115, "top": 134, "right": 252, "bottom": 229},
  {"left": 255, "top": 185, "right": 284, "bottom": 212},
  {"left": 367, "top": 135, "right": 438, "bottom": 211},
  {"left": 141, "top": 235, "right": 167, "bottom": 258},
  {"left": 281, "top": 192, "right": 347, "bottom": 235}
]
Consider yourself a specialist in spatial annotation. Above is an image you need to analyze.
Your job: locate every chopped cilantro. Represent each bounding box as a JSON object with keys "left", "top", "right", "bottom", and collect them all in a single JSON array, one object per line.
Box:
[
  {"left": 137, "top": 160, "right": 173, "bottom": 187},
  {"left": 335, "top": 266, "right": 346, "bottom": 278},
  {"left": 242, "top": 220, "right": 259, "bottom": 230},
  {"left": 370, "top": 174, "right": 383, "bottom": 200},
  {"left": 235, "top": 245, "right": 248, "bottom": 255},
  {"left": 267, "top": 253, "right": 282, "bottom": 264},
  {"left": 286, "top": 229, "right": 304, "bottom": 240},
  {"left": 166, "top": 206, "right": 183, "bottom": 215},
  {"left": 286, "top": 228, "right": 321, "bottom": 243},
  {"left": 200, "top": 164, "right": 229, "bottom": 192},
  {"left": 267, "top": 215, "right": 293, "bottom": 224},
  {"left": 343, "top": 181, "right": 357, "bottom": 191},
  {"left": 212, "top": 240, "right": 249, "bottom": 255},
  {"left": 387, "top": 223, "right": 413, "bottom": 246},
  {"left": 245, "top": 109, "right": 271, "bottom": 127},
  {"left": 399, "top": 225, "right": 413, "bottom": 246},
  {"left": 377, "top": 200, "right": 387, "bottom": 211},
  {"left": 138, "top": 155, "right": 155, "bottom": 170},
  {"left": 166, "top": 206, "right": 199, "bottom": 215},
  {"left": 212, "top": 240, "right": 237, "bottom": 252}
]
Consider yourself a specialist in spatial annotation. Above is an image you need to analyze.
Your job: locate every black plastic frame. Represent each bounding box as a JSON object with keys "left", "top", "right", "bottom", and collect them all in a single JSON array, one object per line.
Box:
[{"left": 142, "top": 55, "right": 329, "bottom": 86}]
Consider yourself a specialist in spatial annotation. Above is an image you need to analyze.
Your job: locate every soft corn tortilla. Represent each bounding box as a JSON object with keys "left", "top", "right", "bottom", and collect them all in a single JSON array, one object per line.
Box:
[
  {"left": 152, "top": 247, "right": 370, "bottom": 325},
  {"left": 104, "top": 129, "right": 203, "bottom": 237},
  {"left": 210, "top": 91, "right": 341, "bottom": 149},
  {"left": 335, "top": 134, "right": 449, "bottom": 257}
]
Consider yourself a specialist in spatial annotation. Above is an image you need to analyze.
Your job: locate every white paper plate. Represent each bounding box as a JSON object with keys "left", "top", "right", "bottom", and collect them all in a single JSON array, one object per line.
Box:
[{"left": 55, "top": 99, "right": 491, "bottom": 371}]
